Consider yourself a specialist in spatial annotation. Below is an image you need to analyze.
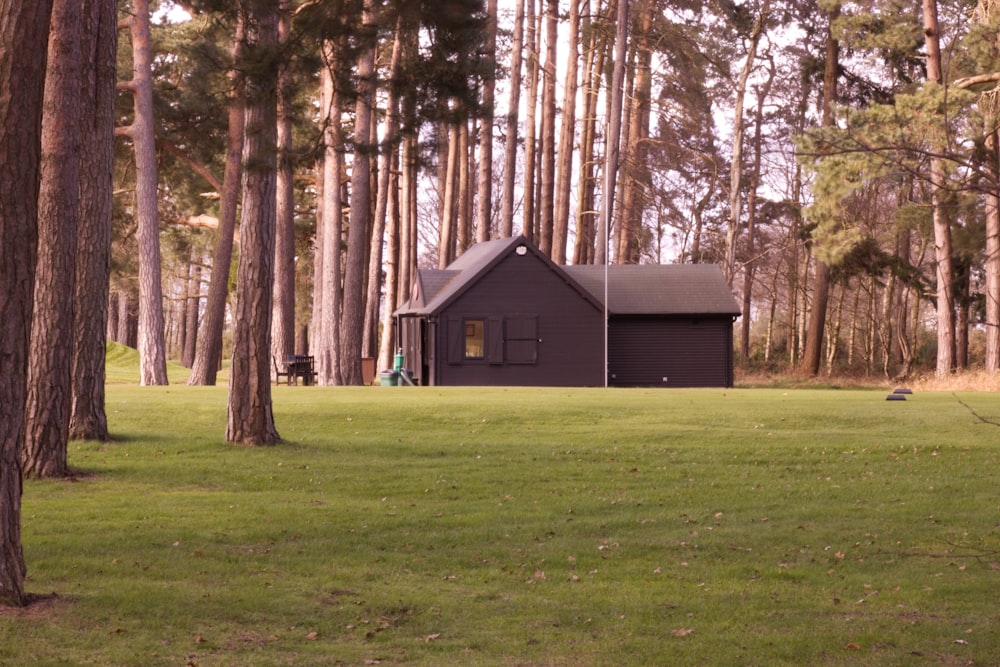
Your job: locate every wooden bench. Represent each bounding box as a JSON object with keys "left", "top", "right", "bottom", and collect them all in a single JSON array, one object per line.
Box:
[
  {"left": 273, "top": 356, "right": 292, "bottom": 385},
  {"left": 287, "top": 355, "right": 315, "bottom": 386},
  {"left": 273, "top": 355, "right": 316, "bottom": 385}
]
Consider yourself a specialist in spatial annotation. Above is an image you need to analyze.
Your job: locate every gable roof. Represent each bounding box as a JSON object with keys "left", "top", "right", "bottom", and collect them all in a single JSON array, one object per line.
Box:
[
  {"left": 395, "top": 237, "right": 740, "bottom": 318},
  {"left": 564, "top": 264, "right": 741, "bottom": 316},
  {"left": 395, "top": 236, "right": 601, "bottom": 316}
]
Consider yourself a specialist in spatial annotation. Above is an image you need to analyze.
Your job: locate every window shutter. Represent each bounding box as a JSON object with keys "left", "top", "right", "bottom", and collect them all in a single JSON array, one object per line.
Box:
[
  {"left": 488, "top": 316, "right": 504, "bottom": 364},
  {"left": 505, "top": 315, "right": 538, "bottom": 364}
]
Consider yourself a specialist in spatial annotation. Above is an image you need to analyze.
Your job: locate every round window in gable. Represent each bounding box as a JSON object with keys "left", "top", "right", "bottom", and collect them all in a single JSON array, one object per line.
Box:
[{"left": 515, "top": 245, "right": 528, "bottom": 256}]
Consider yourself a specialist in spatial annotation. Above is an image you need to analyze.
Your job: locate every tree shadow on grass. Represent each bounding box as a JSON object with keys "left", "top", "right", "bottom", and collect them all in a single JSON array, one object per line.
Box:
[{"left": 0, "top": 592, "right": 71, "bottom": 617}]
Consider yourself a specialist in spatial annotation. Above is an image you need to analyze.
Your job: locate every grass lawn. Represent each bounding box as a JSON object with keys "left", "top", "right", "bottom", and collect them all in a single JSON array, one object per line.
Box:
[{"left": 3, "top": 371, "right": 1000, "bottom": 665}]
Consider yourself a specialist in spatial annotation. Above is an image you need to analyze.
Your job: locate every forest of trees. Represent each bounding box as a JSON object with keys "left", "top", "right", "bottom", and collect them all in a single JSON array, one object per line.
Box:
[
  {"left": 4, "top": 0, "right": 1000, "bottom": 604},
  {"left": 107, "top": 0, "right": 1000, "bottom": 388}
]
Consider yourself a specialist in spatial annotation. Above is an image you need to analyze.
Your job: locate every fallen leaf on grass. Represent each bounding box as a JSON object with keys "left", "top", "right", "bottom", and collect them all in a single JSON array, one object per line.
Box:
[
  {"left": 424, "top": 633, "right": 441, "bottom": 642},
  {"left": 670, "top": 628, "right": 694, "bottom": 637},
  {"left": 307, "top": 631, "right": 318, "bottom": 640},
  {"left": 845, "top": 642, "right": 861, "bottom": 651}
]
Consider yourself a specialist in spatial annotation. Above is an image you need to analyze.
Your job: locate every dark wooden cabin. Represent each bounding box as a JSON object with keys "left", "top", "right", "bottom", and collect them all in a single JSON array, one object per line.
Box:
[
  {"left": 395, "top": 237, "right": 605, "bottom": 386},
  {"left": 394, "top": 237, "right": 741, "bottom": 387}
]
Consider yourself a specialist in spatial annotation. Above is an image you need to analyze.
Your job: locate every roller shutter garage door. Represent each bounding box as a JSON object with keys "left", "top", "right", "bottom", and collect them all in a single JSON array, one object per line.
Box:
[{"left": 608, "top": 317, "right": 732, "bottom": 387}]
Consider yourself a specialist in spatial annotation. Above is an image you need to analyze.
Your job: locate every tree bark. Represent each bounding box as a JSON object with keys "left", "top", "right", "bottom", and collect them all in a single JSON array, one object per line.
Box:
[
  {"left": 377, "top": 155, "right": 401, "bottom": 373},
  {"left": 538, "top": 0, "right": 558, "bottom": 256},
  {"left": 369, "top": 19, "right": 405, "bottom": 368},
  {"left": 573, "top": 0, "right": 604, "bottom": 265},
  {"left": 970, "top": 0, "right": 1000, "bottom": 371},
  {"left": 397, "top": 45, "right": 418, "bottom": 311},
  {"left": 119, "top": 0, "right": 168, "bottom": 386},
  {"left": 181, "top": 256, "right": 200, "bottom": 369},
  {"left": 271, "top": 0, "right": 296, "bottom": 371},
  {"left": 500, "top": 0, "right": 525, "bottom": 238},
  {"left": 398, "top": 129, "right": 418, "bottom": 303},
  {"left": 986, "top": 114, "right": 1000, "bottom": 371},
  {"left": 740, "top": 59, "right": 775, "bottom": 359},
  {"left": 475, "top": 0, "right": 498, "bottom": 244},
  {"left": 438, "top": 118, "right": 460, "bottom": 267},
  {"left": 70, "top": 0, "right": 114, "bottom": 442},
  {"left": 725, "top": 0, "right": 769, "bottom": 285},
  {"left": 0, "top": 0, "right": 53, "bottom": 608},
  {"left": 597, "top": 0, "right": 629, "bottom": 266},
  {"left": 315, "top": 39, "right": 344, "bottom": 386},
  {"left": 523, "top": 0, "right": 539, "bottom": 241},
  {"left": 24, "top": 0, "right": 83, "bottom": 479},
  {"left": 617, "top": 0, "right": 652, "bottom": 265},
  {"left": 553, "top": 0, "right": 580, "bottom": 265},
  {"left": 188, "top": 14, "right": 245, "bottom": 386},
  {"left": 341, "top": 0, "right": 378, "bottom": 386},
  {"left": 923, "top": 0, "right": 955, "bottom": 377},
  {"left": 801, "top": 6, "right": 838, "bottom": 376},
  {"left": 457, "top": 115, "right": 472, "bottom": 254},
  {"left": 117, "top": 290, "right": 137, "bottom": 347},
  {"left": 226, "top": 0, "right": 281, "bottom": 445}
]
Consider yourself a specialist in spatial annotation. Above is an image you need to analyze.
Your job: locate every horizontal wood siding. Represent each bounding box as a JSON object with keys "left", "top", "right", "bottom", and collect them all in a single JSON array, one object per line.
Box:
[
  {"left": 435, "top": 250, "right": 604, "bottom": 386},
  {"left": 608, "top": 316, "right": 734, "bottom": 387}
]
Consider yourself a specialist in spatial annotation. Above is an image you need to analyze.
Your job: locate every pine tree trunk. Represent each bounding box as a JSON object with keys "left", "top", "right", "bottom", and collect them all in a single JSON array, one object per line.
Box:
[
  {"left": 106, "top": 292, "right": 119, "bottom": 343},
  {"left": 523, "top": 0, "right": 539, "bottom": 242},
  {"left": 538, "top": 0, "right": 558, "bottom": 256},
  {"left": 986, "top": 120, "right": 1000, "bottom": 371},
  {"left": 552, "top": 0, "right": 580, "bottom": 265},
  {"left": 188, "top": 14, "right": 245, "bottom": 386},
  {"left": 968, "top": 0, "right": 1000, "bottom": 371},
  {"left": 24, "top": 0, "right": 82, "bottom": 479},
  {"left": 361, "top": 111, "right": 383, "bottom": 361},
  {"left": 439, "top": 118, "right": 460, "bottom": 267},
  {"left": 397, "top": 130, "right": 417, "bottom": 308},
  {"left": 500, "top": 0, "right": 524, "bottom": 239},
  {"left": 378, "top": 160, "right": 401, "bottom": 373},
  {"left": 457, "top": 116, "right": 473, "bottom": 254},
  {"left": 475, "top": 0, "right": 497, "bottom": 244},
  {"left": 618, "top": 0, "right": 653, "bottom": 265},
  {"left": 573, "top": 0, "right": 604, "bottom": 265},
  {"left": 395, "top": 17, "right": 419, "bottom": 310},
  {"left": 956, "top": 264, "right": 970, "bottom": 369},
  {"left": 70, "top": 0, "right": 114, "bottom": 442},
  {"left": 271, "top": 0, "right": 296, "bottom": 371},
  {"left": 597, "top": 0, "right": 629, "bottom": 266},
  {"left": 924, "top": 0, "right": 955, "bottom": 377},
  {"left": 740, "top": 60, "right": 774, "bottom": 359},
  {"left": 725, "top": 0, "right": 769, "bottom": 285},
  {"left": 341, "top": 0, "right": 378, "bottom": 386},
  {"left": 121, "top": 0, "right": 168, "bottom": 386},
  {"left": 368, "top": 21, "right": 404, "bottom": 364},
  {"left": 316, "top": 40, "right": 344, "bottom": 385},
  {"left": 226, "top": 0, "right": 281, "bottom": 446},
  {"left": 0, "top": 0, "right": 53, "bottom": 609},
  {"left": 802, "top": 6, "right": 838, "bottom": 376},
  {"left": 181, "top": 258, "right": 200, "bottom": 369}
]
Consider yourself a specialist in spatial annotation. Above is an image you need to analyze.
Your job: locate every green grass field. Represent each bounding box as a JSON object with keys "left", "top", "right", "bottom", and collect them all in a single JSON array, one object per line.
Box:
[{"left": 3, "top": 351, "right": 999, "bottom": 665}]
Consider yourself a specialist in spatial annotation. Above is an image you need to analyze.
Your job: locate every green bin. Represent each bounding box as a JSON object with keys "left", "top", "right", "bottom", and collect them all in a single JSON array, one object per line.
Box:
[{"left": 379, "top": 370, "right": 398, "bottom": 387}]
